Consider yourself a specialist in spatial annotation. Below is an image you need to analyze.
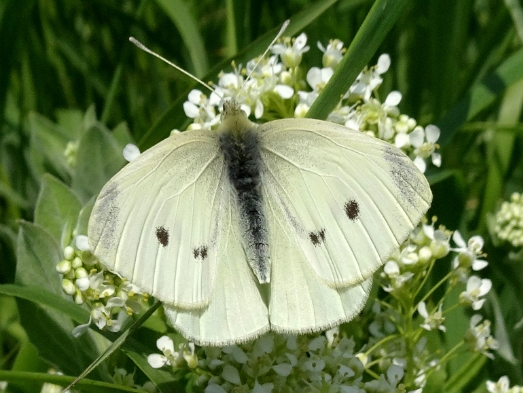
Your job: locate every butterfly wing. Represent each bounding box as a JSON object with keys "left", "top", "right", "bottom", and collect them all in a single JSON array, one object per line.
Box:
[
  {"left": 259, "top": 118, "right": 432, "bottom": 288},
  {"left": 164, "top": 200, "right": 269, "bottom": 346},
  {"left": 264, "top": 191, "right": 373, "bottom": 331},
  {"left": 88, "top": 130, "right": 228, "bottom": 308}
]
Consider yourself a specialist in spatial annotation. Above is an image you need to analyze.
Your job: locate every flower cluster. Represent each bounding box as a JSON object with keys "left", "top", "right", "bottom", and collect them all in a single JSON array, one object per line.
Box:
[
  {"left": 147, "top": 330, "right": 423, "bottom": 393},
  {"left": 56, "top": 235, "right": 149, "bottom": 334},
  {"left": 494, "top": 192, "right": 523, "bottom": 248},
  {"left": 181, "top": 33, "right": 441, "bottom": 173},
  {"left": 373, "top": 218, "right": 496, "bottom": 389}
]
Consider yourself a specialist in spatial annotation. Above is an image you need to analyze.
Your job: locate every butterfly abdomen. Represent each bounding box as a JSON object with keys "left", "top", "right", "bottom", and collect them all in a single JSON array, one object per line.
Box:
[{"left": 219, "top": 125, "right": 270, "bottom": 284}]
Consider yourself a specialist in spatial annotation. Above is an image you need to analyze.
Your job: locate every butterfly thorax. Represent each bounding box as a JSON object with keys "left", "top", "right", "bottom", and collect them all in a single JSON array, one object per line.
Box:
[{"left": 218, "top": 99, "right": 270, "bottom": 284}]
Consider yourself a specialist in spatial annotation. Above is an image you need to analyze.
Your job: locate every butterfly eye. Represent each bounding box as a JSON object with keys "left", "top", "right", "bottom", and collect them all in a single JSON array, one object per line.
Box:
[
  {"left": 309, "top": 228, "right": 326, "bottom": 246},
  {"left": 155, "top": 226, "right": 169, "bottom": 247},
  {"left": 344, "top": 199, "right": 360, "bottom": 221},
  {"left": 193, "top": 246, "right": 209, "bottom": 260}
]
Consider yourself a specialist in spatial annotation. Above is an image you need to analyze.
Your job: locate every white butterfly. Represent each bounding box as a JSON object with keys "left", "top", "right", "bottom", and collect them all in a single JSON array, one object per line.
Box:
[{"left": 88, "top": 97, "right": 432, "bottom": 346}]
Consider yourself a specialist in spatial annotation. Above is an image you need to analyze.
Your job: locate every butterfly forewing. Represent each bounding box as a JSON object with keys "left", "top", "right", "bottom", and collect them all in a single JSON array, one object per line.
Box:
[
  {"left": 259, "top": 119, "right": 432, "bottom": 287},
  {"left": 88, "top": 130, "right": 229, "bottom": 308}
]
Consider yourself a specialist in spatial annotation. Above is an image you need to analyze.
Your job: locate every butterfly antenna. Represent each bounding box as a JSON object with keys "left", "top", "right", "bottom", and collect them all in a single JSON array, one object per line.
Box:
[
  {"left": 129, "top": 37, "right": 215, "bottom": 94},
  {"left": 237, "top": 19, "right": 290, "bottom": 96}
]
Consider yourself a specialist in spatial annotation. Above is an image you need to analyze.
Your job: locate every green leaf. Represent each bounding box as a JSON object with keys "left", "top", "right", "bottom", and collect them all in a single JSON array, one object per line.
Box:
[
  {"left": 72, "top": 123, "right": 126, "bottom": 202},
  {"left": 76, "top": 198, "right": 95, "bottom": 237},
  {"left": 0, "top": 284, "right": 89, "bottom": 324},
  {"left": 155, "top": 0, "right": 209, "bottom": 78},
  {"left": 34, "top": 174, "right": 82, "bottom": 248},
  {"left": 0, "top": 176, "right": 29, "bottom": 209},
  {"left": 489, "top": 290, "right": 517, "bottom": 364},
  {"left": 445, "top": 353, "right": 487, "bottom": 393},
  {"left": 437, "top": 48, "right": 523, "bottom": 145},
  {"left": 306, "top": 0, "right": 410, "bottom": 120},
  {"left": 28, "top": 112, "right": 73, "bottom": 181},
  {"left": 56, "top": 108, "right": 85, "bottom": 136},
  {"left": 0, "top": 370, "right": 145, "bottom": 392},
  {"left": 111, "top": 121, "right": 135, "bottom": 149},
  {"left": 16, "top": 221, "right": 62, "bottom": 291},
  {"left": 477, "top": 78, "right": 523, "bottom": 232}
]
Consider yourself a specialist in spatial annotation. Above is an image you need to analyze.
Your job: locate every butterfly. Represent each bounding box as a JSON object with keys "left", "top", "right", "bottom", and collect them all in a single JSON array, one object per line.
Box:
[{"left": 88, "top": 93, "right": 432, "bottom": 345}]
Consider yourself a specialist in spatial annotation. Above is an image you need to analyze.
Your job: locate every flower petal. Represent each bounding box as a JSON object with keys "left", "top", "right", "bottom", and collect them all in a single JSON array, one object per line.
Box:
[{"left": 123, "top": 144, "right": 140, "bottom": 162}]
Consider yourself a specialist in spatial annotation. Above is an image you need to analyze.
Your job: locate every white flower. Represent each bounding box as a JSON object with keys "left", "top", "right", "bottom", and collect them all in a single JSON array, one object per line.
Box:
[
  {"left": 418, "top": 301, "right": 446, "bottom": 332},
  {"left": 123, "top": 144, "right": 140, "bottom": 162},
  {"left": 460, "top": 276, "right": 492, "bottom": 310},
  {"left": 381, "top": 260, "right": 414, "bottom": 292},
  {"left": 350, "top": 54, "right": 390, "bottom": 101},
  {"left": 317, "top": 39, "right": 344, "bottom": 69},
  {"left": 410, "top": 124, "right": 441, "bottom": 172},
  {"left": 183, "top": 89, "right": 221, "bottom": 128},
  {"left": 465, "top": 314, "right": 499, "bottom": 358},
  {"left": 487, "top": 376, "right": 510, "bottom": 393},
  {"left": 75, "top": 235, "right": 91, "bottom": 252},
  {"left": 359, "top": 93, "right": 401, "bottom": 141},
  {"left": 147, "top": 336, "right": 183, "bottom": 369},
  {"left": 271, "top": 33, "right": 310, "bottom": 68},
  {"left": 183, "top": 342, "right": 198, "bottom": 368},
  {"left": 422, "top": 223, "right": 451, "bottom": 259},
  {"left": 451, "top": 231, "right": 488, "bottom": 271},
  {"left": 294, "top": 67, "right": 333, "bottom": 116},
  {"left": 306, "top": 67, "right": 333, "bottom": 92}
]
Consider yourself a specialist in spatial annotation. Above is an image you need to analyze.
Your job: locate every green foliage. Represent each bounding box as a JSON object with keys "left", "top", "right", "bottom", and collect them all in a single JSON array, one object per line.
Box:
[{"left": 1, "top": 0, "right": 523, "bottom": 392}]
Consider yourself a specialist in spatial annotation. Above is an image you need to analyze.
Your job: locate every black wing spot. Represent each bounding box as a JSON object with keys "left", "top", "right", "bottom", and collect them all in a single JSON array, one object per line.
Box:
[
  {"left": 309, "top": 229, "right": 326, "bottom": 246},
  {"left": 344, "top": 199, "right": 360, "bottom": 221},
  {"left": 193, "top": 246, "right": 209, "bottom": 260},
  {"left": 155, "top": 226, "right": 169, "bottom": 247}
]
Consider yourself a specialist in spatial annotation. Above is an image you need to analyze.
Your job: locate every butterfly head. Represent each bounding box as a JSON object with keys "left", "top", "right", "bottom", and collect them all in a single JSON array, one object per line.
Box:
[
  {"left": 221, "top": 99, "right": 246, "bottom": 119},
  {"left": 219, "top": 99, "right": 253, "bottom": 136}
]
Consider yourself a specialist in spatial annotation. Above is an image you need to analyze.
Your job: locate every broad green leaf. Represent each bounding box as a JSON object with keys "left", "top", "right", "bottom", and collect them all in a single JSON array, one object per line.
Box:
[
  {"left": 28, "top": 112, "right": 73, "bottom": 181},
  {"left": 76, "top": 198, "right": 95, "bottom": 237},
  {"left": 0, "top": 284, "right": 89, "bottom": 324},
  {"left": 111, "top": 121, "right": 134, "bottom": 149},
  {"left": 34, "top": 174, "right": 82, "bottom": 247},
  {"left": 16, "top": 221, "right": 62, "bottom": 292},
  {"left": 56, "top": 108, "right": 84, "bottom": 137},
  {"left": 72, "top": 123, "right": 126, "bottom": 202}
]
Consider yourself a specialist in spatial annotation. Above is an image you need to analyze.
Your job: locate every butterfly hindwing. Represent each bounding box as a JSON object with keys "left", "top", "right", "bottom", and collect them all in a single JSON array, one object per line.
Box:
[
  {"left": 259, "top": 118, "right": 432, "bottom": 287},
  {"left": 264, "top": 188, "right": 373, "bottom": 331},
  {"left": 163, "top": 201, "right": 269, "bottom": 346},
  {"left": 88, "top": 130, "right": 229, "bottom": 308}
]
